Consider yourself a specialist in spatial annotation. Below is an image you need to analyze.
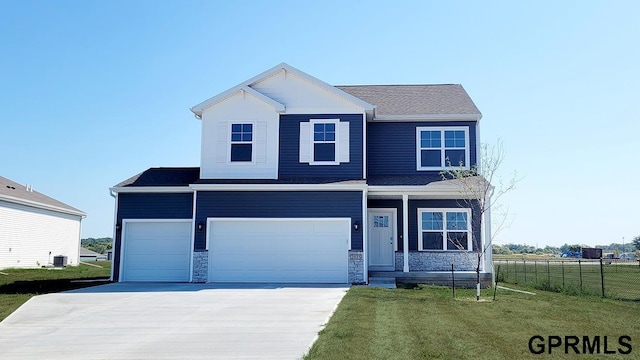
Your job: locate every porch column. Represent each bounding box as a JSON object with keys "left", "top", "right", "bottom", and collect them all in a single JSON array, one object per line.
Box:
[
  {"left": 484, "top": 195, "right": 493, "bottom": 277},
  {"left": 402, "top": 194, "right": 409, "bottom": 272}
]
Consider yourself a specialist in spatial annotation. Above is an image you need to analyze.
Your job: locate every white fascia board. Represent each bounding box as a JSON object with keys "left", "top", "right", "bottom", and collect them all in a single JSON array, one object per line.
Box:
[
  {"left": 372, "top": 114, "right": 482, "bottom": 122},
  {"left": 0, "top": 195, "right": 86, "bottom": 218},
  {"left": 366, "top": 185, "right": 478, "bottom": 199},
  {"left": 190, "top": 86, "right": 285, "bottom": 117},
  {"left": 190, "top": 183, "right": 366, "bottom": 192},
  {"left": 190, "top": 63, "right": 374, "bottom": 117},
  {"left": 109, "top": 186, "right": 194, "bottom": 194}
]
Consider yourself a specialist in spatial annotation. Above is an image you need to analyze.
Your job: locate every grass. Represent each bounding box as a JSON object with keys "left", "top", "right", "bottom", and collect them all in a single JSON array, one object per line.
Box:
[
  {"left": 0, "top": 262, "right": 111, "bottom": 321},
  {"left": 304, "top": 285, "right": 640, "bottom": 360},
  {"left": 496, "top": 260, "right": 640, "bottom": 300}
]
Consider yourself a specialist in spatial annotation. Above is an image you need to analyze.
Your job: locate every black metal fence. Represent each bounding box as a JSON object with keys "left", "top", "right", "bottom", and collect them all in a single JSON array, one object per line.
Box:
[{"left": 494, "top": 258, "right": 640, "bottom": 301}]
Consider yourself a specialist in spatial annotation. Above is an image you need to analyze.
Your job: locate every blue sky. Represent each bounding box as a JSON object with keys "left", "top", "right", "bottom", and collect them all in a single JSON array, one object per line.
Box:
[{"left": 1, "top": 1, "right": 638, "bottom": 248}]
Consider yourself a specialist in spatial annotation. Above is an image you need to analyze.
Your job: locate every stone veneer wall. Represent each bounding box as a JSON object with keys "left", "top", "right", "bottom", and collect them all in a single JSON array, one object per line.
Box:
[
  {"left": 193, "top": 250, "right": 363, "bottom": 284},
  {"left": 395, "top": 251, "right": 476, "bottom": 271},
  {"left": 348, "top": 251, "right": 365, "bottom": 284},
  {"left": 192, "top": 251, "right": 208, "bottom": 282}
]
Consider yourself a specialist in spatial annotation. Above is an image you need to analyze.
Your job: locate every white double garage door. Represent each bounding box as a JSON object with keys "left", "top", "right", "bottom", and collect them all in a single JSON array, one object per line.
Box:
[{"left": 121, "top": 218, "right": 350, "bottom": 283}]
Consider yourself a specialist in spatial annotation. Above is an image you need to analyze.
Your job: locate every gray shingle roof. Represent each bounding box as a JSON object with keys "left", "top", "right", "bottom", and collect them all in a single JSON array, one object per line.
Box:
[
  {"left": 193, "top": 178, "right": 365, "bottom": 185},
  {"left": 366, "top": 175, "right": 445, "bottom": 186},
  {"left": 0, "top": 175, "right": 85, "bottom": 216},
  {"left": 336, "top": 84, "right": 481, "bottom": 118},
  {"left": 114, "top": 167, "right": 201, "bottom": 187}
]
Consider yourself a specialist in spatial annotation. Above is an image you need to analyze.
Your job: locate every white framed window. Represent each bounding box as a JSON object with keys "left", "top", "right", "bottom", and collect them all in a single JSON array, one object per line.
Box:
[
  {"left": 416, "top": 126, "right": 469, "bottom": 170},
  {"left": 418, "top": 208, "right": 472, "bottom": 251},
  {"left": 230, "top": 123, "right": 253, "bottom": 162},
  {"left": 312, "top": 119, "right": 338, "bottom": 164},
  {"left": 299, "top": 119, "right": 350, "bottom": 165}
]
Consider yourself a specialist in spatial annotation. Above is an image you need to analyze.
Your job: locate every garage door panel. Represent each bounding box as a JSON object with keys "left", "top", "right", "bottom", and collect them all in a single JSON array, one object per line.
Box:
[
  {"left": 212, "top": 270, "right": 345, "bottom": 283},
  {"left": 122, "top": 221, "right": 191, "bottom": 282},
  {"left": 209, "top": 219, "right": 349, "bottom": 283}
]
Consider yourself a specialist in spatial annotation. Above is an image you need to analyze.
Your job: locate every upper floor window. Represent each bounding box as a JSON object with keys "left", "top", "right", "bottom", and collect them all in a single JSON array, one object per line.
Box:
[
  {"left": 416, "top": 127, "right": 469, "bottom": 170},
  {"left": 418, "top": 208, "right": 472, "bottom": 251},
  {"left": 299, "top": 119, "right": 349, "bottom": 165},
  {"left": 313, "top": 122, "right": 336, "bottom": 162},
  {"left": 230, "top": 123, "right": 253, "bottom": 162}
]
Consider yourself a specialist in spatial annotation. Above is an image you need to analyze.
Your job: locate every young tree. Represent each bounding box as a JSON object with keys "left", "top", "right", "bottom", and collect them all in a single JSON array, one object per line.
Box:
[{"left": 441, "top": 140, "right": 518, "bottom": 300}]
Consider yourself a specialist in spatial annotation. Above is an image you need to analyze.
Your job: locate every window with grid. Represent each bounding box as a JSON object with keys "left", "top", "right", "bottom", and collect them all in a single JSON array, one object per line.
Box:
[{"left": 417, "top": 127, "right": 469, "bottom": 170}]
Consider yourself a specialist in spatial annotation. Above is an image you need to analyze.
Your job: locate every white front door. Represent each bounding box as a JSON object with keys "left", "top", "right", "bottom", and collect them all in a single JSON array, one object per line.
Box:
[{"left": 368, "top": 209, "right": 396, "bottom": 270}]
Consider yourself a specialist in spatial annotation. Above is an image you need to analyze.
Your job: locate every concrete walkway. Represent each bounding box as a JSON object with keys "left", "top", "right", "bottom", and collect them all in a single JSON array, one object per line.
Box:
[{"left": 0, "top": 283, "right": 348, "bottom": 359}]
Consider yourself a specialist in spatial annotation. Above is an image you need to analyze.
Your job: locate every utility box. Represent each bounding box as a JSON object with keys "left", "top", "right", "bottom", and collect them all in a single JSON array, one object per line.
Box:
[
  {"left": 582, "top": 248, "right": 602, "bottom": 259},
  {"left": 53, "top": 255, "right": 68, "bottom": 267}
]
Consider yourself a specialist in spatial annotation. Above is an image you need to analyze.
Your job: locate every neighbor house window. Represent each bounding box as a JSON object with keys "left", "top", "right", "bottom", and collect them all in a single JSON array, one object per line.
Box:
[
  {"left": 416, "top": 127, "right": 469, "bottom": 170},
  {"left": 230, "top": 123, "right": 253, "bottom": 162},
  {"left": 418, "top": 208, "right": 472, "bottom": 251}
]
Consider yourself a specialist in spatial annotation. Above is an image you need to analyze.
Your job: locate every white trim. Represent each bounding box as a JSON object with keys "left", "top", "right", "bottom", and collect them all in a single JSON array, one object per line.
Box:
[
  {"left": 190, "top": 63, "right": 373, "bottom": 117},
  {"left": 362, "top": 111, "right": 367, "bottom": 180},
  {"left": 309, "top": 119, "right": 340, "bottom": 165},
  {"left": 110, "top": 186, "right": 193, "bottom": 194},
  {"left": 417, "top": 208, "right": 472, "bottom": 251},
  {"left": 189, "top": 183, "right": 366, "bottom": 191},
  {"left": 373, "top": 114, "right": 481, "bottom": 122},
  {"left": 402, "top": 194, "right": 409, "bottom": 272},
  {"left": 0, "top": 194, "right": 86, "bottom": 217},
  {"left": 416, "top": 126, "right": 470, "bottom": 171},
  {"left": 119, "top": 219, "right": 193, "bottom": 282},
  {"left": 191, "top": 85, "right": 285, "bottom": 117}
]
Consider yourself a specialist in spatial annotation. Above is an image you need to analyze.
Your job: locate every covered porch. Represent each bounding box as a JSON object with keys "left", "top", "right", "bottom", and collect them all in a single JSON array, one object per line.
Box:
[{"left": 365, "top": 180, "right": 493, "bottom": 287}]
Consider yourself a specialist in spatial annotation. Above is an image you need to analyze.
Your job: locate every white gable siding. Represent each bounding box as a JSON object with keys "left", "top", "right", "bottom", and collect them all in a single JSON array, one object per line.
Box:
[
  {"left": 0, "top": 200, "right": 81, "bottom": 269},
  {"left": 251, "top": 70, "right": 363, "bottom": 114},
  {"left": 200, "top": 91, "right": 279, "bottom": 179}
]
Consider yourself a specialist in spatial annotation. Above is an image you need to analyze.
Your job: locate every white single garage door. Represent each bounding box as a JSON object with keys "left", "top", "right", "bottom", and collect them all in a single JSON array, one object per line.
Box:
[
  {"left": 209, "top": 218, "right": 349, "bottom": 283},
  {"left": 121, "top": 221, "right": 192, "bottom": 282}
]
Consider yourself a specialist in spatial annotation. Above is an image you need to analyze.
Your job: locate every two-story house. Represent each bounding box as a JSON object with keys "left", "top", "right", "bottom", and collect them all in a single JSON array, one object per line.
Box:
[{"left": 109, "top": 63, "right": 492, "bottom": 285}]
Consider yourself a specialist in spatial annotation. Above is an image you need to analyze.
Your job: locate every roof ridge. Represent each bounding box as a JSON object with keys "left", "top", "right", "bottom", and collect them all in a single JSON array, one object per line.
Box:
[{"left": 336, "top": 84, "right": 461, "bottom": 87}]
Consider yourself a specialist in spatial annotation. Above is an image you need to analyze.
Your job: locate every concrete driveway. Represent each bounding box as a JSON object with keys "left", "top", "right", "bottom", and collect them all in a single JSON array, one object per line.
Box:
[{"left": 0, "top": 283, "right": 348, "bottom": 359}]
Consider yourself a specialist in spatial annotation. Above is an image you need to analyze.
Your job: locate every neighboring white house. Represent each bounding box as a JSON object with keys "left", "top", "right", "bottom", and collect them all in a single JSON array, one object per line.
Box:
[{"left": 0, "top": 175, "right": 86, "bottom": 269}]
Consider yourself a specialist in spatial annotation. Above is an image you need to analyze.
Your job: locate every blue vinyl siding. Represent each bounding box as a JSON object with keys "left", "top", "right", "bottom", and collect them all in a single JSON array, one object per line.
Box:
[
  {"left": 367, "top": 121, "right": 477, "bottom": 176},
  {"left": 367, "top": 199, "right": 404, "bottom": 251},
  {"left": 408, "top": 199, "right": 481, "bottom": 251},
  {"left": 279, "top": 114, "right": 363, "bottom": 179},
  {"left": 113, "top": 193, "right": 194, "bottom": 281},
  {"left": 195, "top": 191, "right": 363, "bottom": 250}
]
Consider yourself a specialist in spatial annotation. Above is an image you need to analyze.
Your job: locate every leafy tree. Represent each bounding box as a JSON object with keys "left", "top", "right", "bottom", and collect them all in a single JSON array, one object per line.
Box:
[
  {"left": 633, "top": 236, "right": 640, "bottom": 251},
  {"left": 441, "top": 140, "right": 519, "bottom": 300},
  {"left": 81, "top": 237, "right": 113, "bottom": 254}
]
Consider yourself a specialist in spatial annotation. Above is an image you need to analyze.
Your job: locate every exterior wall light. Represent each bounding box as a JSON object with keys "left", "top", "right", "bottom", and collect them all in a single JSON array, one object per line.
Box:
[
  {"left": 353, "top": 221, "right": 360, "bottom": 232},
  {"left": 197, "top": 222, "right": 204, "bottom": 231}
]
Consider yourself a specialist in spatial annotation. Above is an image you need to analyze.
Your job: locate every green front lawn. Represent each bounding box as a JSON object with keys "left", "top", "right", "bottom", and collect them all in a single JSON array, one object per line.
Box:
[
  {"left": 0, "top": 262, "right": 111, "bottom": 321},
  {"left": 305, "top": 286, "right": 640, "bottom": 360}
]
